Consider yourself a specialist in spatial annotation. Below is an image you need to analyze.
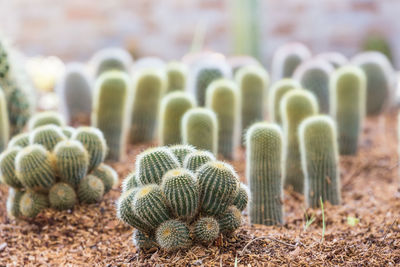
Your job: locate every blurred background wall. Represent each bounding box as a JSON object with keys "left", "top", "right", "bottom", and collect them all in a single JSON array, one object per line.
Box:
[{"left": 0, "top": 0, "right": 399, "bottom": 67}]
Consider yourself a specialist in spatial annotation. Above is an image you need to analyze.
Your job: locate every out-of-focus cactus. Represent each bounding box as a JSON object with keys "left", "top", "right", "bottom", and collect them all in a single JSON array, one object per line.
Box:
[
  {"left": 6, "top": 188, "right": 24, "bottom": 218},
  {"left": 91, "top": 164, "right": 118, "bottom": 193},
  {"left": 362, "top": 34, "right": 393, "bottom": 64},
  {"left": 8, "top": 132, "right": 29, "bottom": 148},
  {"left": 27, "top": 111, "right": 66, "bottom": 131},
  {"left": 268, "top": 79, "right": 300, "bottom": 124},
  {"left": 19, "top": 191, "right": 49, "bottom": 218},
  {"left": 29, "top": 125, "right": 66, "bottom": 151},
  {"left": 77, "top": 174, "right": 104, "bottom": 204},
  {"left": 0, "top": 90, "right": 9, "bottom": 151},
  {"left": 166, "top": 61, "right": 188, "bottom": 92},
  {"left": 169, "top": 144, "right": 196, "bottom": 165},
  {"left": 227, "top": 56, "right": 260, "bottom": 74},
  {"left": 315, "top": 52, "right": 348, "bottom": 69},
  {"left": 48, "top": 182, "right": 77, "bottom": 210},
  {"left": 90, "top": 47, "right": 133, "bottom": 77},
  {"left": 155, "top": 219, "right": 191, "bottom": 252},
  {"left": 0, "top": 147, "right": 23, "bottom": 188},
  {"left": 62, "top": 126, "right": 75, "bottom": 138},
  {"left": 183, "top": 150, "right": 216, "bottom": 173}
]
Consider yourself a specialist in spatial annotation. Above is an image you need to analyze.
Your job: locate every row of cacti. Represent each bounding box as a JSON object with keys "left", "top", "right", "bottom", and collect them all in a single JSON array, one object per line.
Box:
[
  {"left": 1, "top": 111, "right": 118, "bottom": 219},
  {"left": 116, "top": 145, "right": 249, "bottom": 252}
]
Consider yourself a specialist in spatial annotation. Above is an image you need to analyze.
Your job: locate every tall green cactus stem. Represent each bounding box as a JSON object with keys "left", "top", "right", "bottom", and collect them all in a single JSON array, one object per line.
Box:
[
  {"left": 159, "top": 92, "right": 196, "bottom": 146},
  {"left": 132, "top": 229, "right": 158, "bottom": 250},
  {"left": 235, "top": 65, "right": 269, "bottom": 142},
  {"left": 197, "top": 161, "right": 239, "bottom": 215},
  {"left": 155, "top": 219, "right": 191, "bottom": 252},
  {"left": 6, "top": 188, "right": 24, "bottom": 219},
  {"left": 161, "top": 169, "right": 199, "bottom": 219},
  {"left": 92, "top": 71, "right": 131, "bottom": 161},
  {"left": 169, "top": 144, "right": 196, "bottom": 165},
  {"left": 27, "top": 111, "right": 66, "bottom": 131},
  {"left": 246, "top": 122, "right": 283, "bottom": 225},
  {"left": 15, "top": 144, "right": 56, "bottom": 191},
  {"left": 132, "top": 184, "right": 171, "bottom": 228},
  {"left": 181, "top": 108, "right": 218, "bottom": 155},
  {"left": 77, "top": 174, "right": 105, "bottom": 204},
  {"left": 330, "top": 66, "right": 366, "bottom": 155},
  {"left": 91, "top": 48, "right": 133, "bottom": 77},
  {"left": 48, "top": 182, "right": 77, "bottom": 210},
  {"left": 19, "top": 191, "right": 49, "bottom": 218},
  {"left": 218, "top": 205, "right": 242, "bottom": 234},
  {"left": 130, "top": 69, "right": 166, "bottom": 144},
  {"left": 0, "top": 41, "right": 10, "bottom": 78},
  {"left": 0, "top": 90, "right": 9, "bottom": 151},
  {"left": 72, "top": 127, "right": 107, "bottom": 172},
  {"left": 232, "top": 183, "right": 249, "bottom": 212},
  {"left": 0, "top": 147, "right": 23, "bottom": 188},
  {"left": 206, "top": 79, "right": 239, "bottom": 159},
  {"left": 166, "top": 61, "right": 188, "bottom": 92},
  {"left": 183, "top": 150, "right": 216, "bottom": 173},
  {"left": 299, "top": 115, "right": 341, "bottom": 208},
  {"left": 54, "top": 140, "right": 89, "bottom": 188},
  {"left": 91, "top": 164, "right": 118, "bottom": 193},
  {"left": 192, "top": 65, "right": 225, "bottom": 106},
  {"left": 268, "top": 79, "right": 300, "bottom": 124},
  {"left": 7, "top": 132, "right": 29, "bottom": 148},
  {"left": 121, "top": 172, "right": 138, "bottom": 193},
  {"left": 281, "top": 89, "right": 319, "bottom": 193},
  {"left": 135, "top": 147, "right": 180, "bottom": 185},
  {"left": 30, "top": 125, "right": 66, "bottom": 151},
  {"left": 193, "top": 216, "right": 220, "bottom": 244},
  {"left": 61, "top": 126, "right": 75, "bottom": 138}
]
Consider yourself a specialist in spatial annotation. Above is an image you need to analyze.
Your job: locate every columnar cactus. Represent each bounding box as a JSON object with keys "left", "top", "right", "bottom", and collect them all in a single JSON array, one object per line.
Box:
[
  {"left": 130, "top": 69, "right": 167, "bottom": 144},
  {"left": 155, "top": 219, "right": 191, "bottom": 252},
  {"left": 0, "top": 90, "right": 9, "bottom": 151},
  {"left": 48, "top": 182, "right": 77, "bottom": 210},
  {"left": 246, "top": 122, "right": 283, "bottom": 225},
  {"left": 181, "top": 108, "right": 218, "bottom": 155},
  {"left": 19, "top": 191, "right": 49, "bottom": 218},
  {"left": 316, "top": 52, "right": 348, "bottom": 69},
  {"left": 90, "top": 47, "right": 133, "bottom": 77},
  {"left": 235, "top": 65, "right": 269, "bottom": 142},
  {"left": 158, "top": 92, "right": 196, "bottom": 146},
  {"left": 28, "top": 111, "right": 66, "bottom": 131},
  {"left": 268, "top": 79, "right": 300, "bottom": 124},
  {"left": 29, "top": 125, "right": 66, "bottom": 151},
  {"left": 293, "top": 59, "right": 334, "bottom": 113},
  {"left": 92, "top": 71, "right": 132, "bottom": 161},
  {"left": 206, "top": 79, "right": 239, "bottom": 159},
  {"left": 169, "top": 144, "right": 196, "bottom": 165},
  {"left": 351, "top": 51, "right": 394, "bottom": 115},
  {"left": 166, "top": 61, "right": 188, "bottom": 92},
  {"left": 183, "top": 150, "right": 215, "bottom": 172},
  {"left": 281, "top": 89, "right": 319, "bottom": 193},
  {"left": 330, "top": 66, "right": 366, "bottom": 155},
  {"left": 299, "top": 115, "right": 341, "bottom": 208}
]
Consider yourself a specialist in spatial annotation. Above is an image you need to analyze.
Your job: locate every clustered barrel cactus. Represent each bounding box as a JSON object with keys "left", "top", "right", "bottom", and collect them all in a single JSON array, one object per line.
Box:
[
  {"left": 117, "top": 145, "right": 248, "bottom": 252},
  {"left": 1, "top": 116, "right": 117, "bottom": 220}
]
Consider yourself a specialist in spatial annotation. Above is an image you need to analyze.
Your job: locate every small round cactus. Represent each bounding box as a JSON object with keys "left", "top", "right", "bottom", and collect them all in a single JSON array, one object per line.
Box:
[
  {"left": 183, "top": 150, "right": 216, "bottom": 173},
  {"left": 166, "top": 61, "right": 187, "bottom": 92},
  {"left": 169, "top": 144, "right": 196, "bottom": 165},
  {"left": 6, "top": 188, "right": 24, "bottom": 218},
  {"left": 268, "top": 79, "right": 300, "bottom": 124},
  {"left": 27, "top": 111, "right": 66, "bottom": 131},
  {"left": 193, "top": 216, "right": 220, "bottom": 244},
  {"left": 29, "top": 125, "right": 66, "bottom": 151},
  {"left": 0, "top": 90, "right": 9, "bottom": 151},
  {"left": 121, "top": 172, "right": 138, "bottom": 193},
  {"left": 232, "top": 183, "right": 249, "bottom": 212},
  {"left": 155, "top": 219, "right": 191, "bottom": 252},
  {"left": 91, "top": 164, "right": 118, "bottom": 193},
  {"left": 77, "top": 174, "right": 105, "bottom": 204},
  {"left": 7, "top": 132, "right": 30, "bottom": 148},
  {"left": 217, "top": 206, "right": 242, "bottom": 234},
  {"left": 132, "top": 229, "right": 158, "bottom": 250},
  {"left": 0, "top": 147, "right": 23, "bottom": 188},
  {"left": 19, "top": 191, "right": 49, "bottom": 218},
  {"left": 61, "top": 126, "right": 76, "bottom": 138},
  {"left": 48, "top": 182, "right": 77, "bottom": 210}
]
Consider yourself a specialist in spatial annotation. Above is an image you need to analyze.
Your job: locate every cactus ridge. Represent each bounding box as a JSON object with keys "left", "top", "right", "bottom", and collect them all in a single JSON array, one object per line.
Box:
[
  {"left": 29, "top": 125, "right": 66, "bottom": 151},
  {"left": 8, "top": 132, "right": 30, "bottom": 148},
  {"left": 0, "top": 147, "right": 23, "bottom": 188},
  {"left": 91, "top": 48, "right": 133, "bottom": 76},
  {"left": 193, "top": 216, "right": 220, "bottom": 243},
  {"left": 217, "top": 205, "right": 242, "bottom": 234},
  {"left": 77, "top": 174, "right": 105, "bottom": 204},
  {"left": 169, "top": 144, "right": 196, "bottom": 165},
  {"left": 62, "top": 126, "right": 76, "bottom": 138},
  {"left": 194, "top": 67, "right": 224, "bottom": 106},
  {"left": 155, "top": 219, "right": 191, "bottom": 251},
  {"left": 48, "top": 182, "right": 77, "bottom": 210},
  {"left": 121, "top": 172, "right": 138, "bottom": 193},
  {"left": 132, "top": 229, "right": 158, "bottom": 250},
  {"left": 183, "top": 150, "right": 216, "bottom": 173}
]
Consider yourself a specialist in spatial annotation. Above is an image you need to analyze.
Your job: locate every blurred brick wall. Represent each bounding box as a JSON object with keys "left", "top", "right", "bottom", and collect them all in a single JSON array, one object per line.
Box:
[{"left": 0, "top": 0, "right": 399, "bottom": 67}]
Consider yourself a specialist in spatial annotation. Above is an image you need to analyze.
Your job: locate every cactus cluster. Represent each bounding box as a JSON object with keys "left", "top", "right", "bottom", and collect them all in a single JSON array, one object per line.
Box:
[
  {"left": 2, "top": 121, "right": 118, "bottom": 220},
  {"left": 117, "top": 145, "right": 248, "bottom": 252}
]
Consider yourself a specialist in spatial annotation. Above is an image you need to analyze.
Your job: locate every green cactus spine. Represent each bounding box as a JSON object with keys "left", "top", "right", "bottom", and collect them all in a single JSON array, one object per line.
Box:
[
  {"left": 132, "top": 229, "right": 158, "bottom": 250},
  {"left": 54, "top": 140, "right": 89, "bottom": 188},
  {"left": 169, "top": 144, "right": 196, "bottom": 165},
  {"left": 0, "top": 147, "right": 23, "bottom": 188},
  {"left": 91, "top": 164, "right": 118, "bottom": 193},
  {"left": 155, "top": 219, "right": 191, "bottom": 251},
  {"left": 181, "top": 108, "right": 218, "bottom": 155},
  {"left": 197, "top": 161, "right": 239, "bottom": 215},
  {"left": 19, "top": 190, "right": 49, "bottom": 218},
  {"left": 0, "top": 90, "right": 9, "bottom": 151},
  {"left": 281, "top": 89, "right": 319, "bottom": 193},
  {"left": 135, "top": 147, "right": 180, "bottom": 185},
  {"left": 217, "top": 205, "right": 242, "bottom": 234},
  {"left": 7, "top": 132, "right": 29, "bottom": 148},
  {"left": 121, "top": 172, "right": 138, "bottom": 193},
  {"left": 166, "top": 61, "right": 187, "bottom": 92},
  {"left": 268, "top": 79, "right": 300, "bottom": 124},
  {"left": 206, "top": 79, "right": 239, "bottom": 159},
  {"left": 15, "top": 144, "right": 56, "bottom": 191},
  {"left": 158, "top": 92, "right": 196, "bottom": 146},
  {"left": 193, "top": 216, "right": 220, "bottom": 244},
  {"left": 30, "top": 125, "right": 66, "bottom": 151},
  {"left": 161, "top": 169, "right": 199, "bottom": 219},
  {"left": 232, "top": 183, "right": 249, "bottom": 212},
  {"left": 48, "top": 182, "right": 77, "bottom": 210},
  {"left": 130, "top": 69, "right": 167, "bottom": 144},
  {"left": 6, "top": 188, "right": 24, "bottom": 218},
  {"left": 330, "top": 66, "right": 366, "bottom": 155},
  {"left": 299, "top": 115, "right": 341, "bottom": 208},
  {"left": 92, "top": 71, "right": 131, "bottom": 161},
  {"left": 27, "top": 111, "right": 66, "bottom": 131},
  {"left": 246, "top": 122, "right": 283, "bottom": 225},
  {"left": 77, "top": 174, "right": 105, "bottom": 204},
  {"left": 183, "top": 150, "right": 216, "bottom": 173}
]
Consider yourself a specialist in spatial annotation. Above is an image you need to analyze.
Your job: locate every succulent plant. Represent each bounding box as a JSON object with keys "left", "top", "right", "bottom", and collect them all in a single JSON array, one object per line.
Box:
[
  {"left": 6, "top": 188, "right": 24, "bottom": 218},
  {"left": 90, "top": 47, "right": 133, "bottom": 77},
  {"left": 91, "top": 164, "right": 118, "bottom": 193},
  {"left": 28, "top": 111, "right": 66, "bottom": 131},
  {"left": 280, "top": 89, "right": 319, "bottom": 193},
  {"left": 77, "top": 174, "right": 105, "bottom": 204},
  {"left": 169, "top": 144, "right": 196, "bottom": 165},
  {"left": 232, "top": 183, "right": 249, "bottom": 212},
  {"left": 192, "top": 66, "right": 224, "bottom": 106},
  {"left": 19, "top": 190, "right": 49, "bottom": 218},
  {"left": 29, "top": 125, "right": 66, "bottom": 151},
  {"left": 155, "top": 219, "right": 191, "bottom": 252},
  {"left": 158, "top": 92, "right": 196, "bottom": 146},
  {"left": 217, "top": 206, "right": 242, "bottom": 234},
  {"left": 61, "top": 126, "right": 76, "bottom": 138},
  {"left": 246, "top": 122, "right": 283, "bottom": 225},
  {"left": 268, "top": 79, "right": 300, "bottom": 124},
  {"left": 181, "top": 108, "right": 218, "bottom": 155},
  {"left": 48, "top": 182, "right": 77, "bottom": 210},
  {"left": 193, "top": 216, "right": 220, "bottom": 244},
  {"left": 0, "top": 90, "right": 9, "bottom": 151},
  {"left": 299, "top": 115, "right": 341, "bottom": 208},
  {"left": 132, "top": 229, "right": 158, "bottom": 250},
  {"left": 330, "top": 66, "right": 366, "bottom": 155},
  {"left": 315, "top": 52, "right": 348, "bottom": 69},
  {"left": 7, "top": 132, "right": 29, "bottom": 148},
  {"left": 206, "top": 79, "right": 240, "bottom": 159},
  {"left": 183, "top": 150, "right": 216, "bottom": 173},
  {"left": 92, "top": 71, "right": 131, "bottom": 161},
  {"left": 121, "top": 172, "right": 138, "bottom": 193},
  {"left": 166, "top": 61, "right": 188, "bottom": 92},
  {"left": 0, "top": 147, "right": 23, "bottom": 188}
]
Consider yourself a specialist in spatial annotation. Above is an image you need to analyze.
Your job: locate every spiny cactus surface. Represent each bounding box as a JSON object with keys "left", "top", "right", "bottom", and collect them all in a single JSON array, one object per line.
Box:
[{"left": 268, "top": 78, "right": 300, "bottom": 124}]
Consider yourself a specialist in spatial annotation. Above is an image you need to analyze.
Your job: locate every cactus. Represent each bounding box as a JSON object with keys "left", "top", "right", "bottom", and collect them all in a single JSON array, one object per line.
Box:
[
  {"left": 19, "top": 191, "right": 49, "bottom": 218},
  {"left": 228, "top": 56, "right": 260, "bottom": 74},
  {"left": 246, "top": 122, "right": 283, "bottom": 225},
  {"left": 0, "top": 147, "right": 23, "bottom": 188},
  {"left": 30, "top": 125, "right": 66, "bottom": 151},
  {"left": 132, "top": 184, "right": 171, "bottom": 228},
  {"left": 232, "top": 183, "right": 249, "bottom": 212},
  {"left": 330, "top": 66, "right": 366, "bottom": 155},
  {"left": 299, "top": 115, "right": 341, "bottom": 208},
  {"left": 181, "top": 108, "right": 218, "bottom": 155},
  {"left": 121, "top": 172, "right": 138, "bottom": 193},
  {"left": 28, "top": 111, "right": 66, "bottom": 131},
  {"left": 72, "top": 127, "right": 107, "bottom": 172},
  {"left": 161, "top": 169, "right": 199, "bottom": 219},
  {"left": 77, "top": 174, "right": 105, "bottom": 204},
  {"left": 316, "top": 52, "right": 348, "bottom": 69},
  {"left": 61, "top": 126, "right": 75, "bottom": 138},
  {"left": 54, "top": 140, "right": 89, "bottom": 188},
  {"left": 205, "top": 79, "right": 239, "bottom": 159},
  {"left": 293, "top": 59, "right": 334, "bottom": 113},
  {"left": 169, "top": 144, "right": 196, "bottom": 165},
  {"left": 92, "top": 71, "right": 131, "bottom": 161},
  {"left": 235, "top": 65, "right": 269, "bottom": 142},
  {"left": 217, "top": 206, "right": 242, "bottom": 234},
  {"left": 0, "top": 90, "right": 9, "bottom": 151},
  {"left": 191, "top": 65, "right": 225, "bottom": 106},
  {"left": 130, "top": 69, "right": 166, "bottom": 144},
  {"left": 91, "top": 47, "right": 133, "bottom": 77},
  {"left": 15, "top": 144, "right": 56, "bottom": 191},
  {"left": 183, "top": 150, "right": 216, "bottom": 173},
  {"left": 135, "top": 147, "right": 180, "bottom": 185},
  {"left": 281, "top": 89, "right": 319, "bottom": 193},
  {"left": 91, "top": 164, "right": 118, "bottom": 193},
  {"left": 158, "top": 92, "right": 196, "bottom": 146},
  {"left": 193, "top": 216, "right": 220, "bottom": 244},
  {"left": 166, "top": 61, "right": 188, "bottom": 92},
  {"left": 0, "top": 41, "right": 10, "bottom": 78},
  {"left": 155, "top": 219, "right": 191, "bottom": 252},
  {"left": 197, "top": 161, "right": 239, "bottom": 215},
  {"left": 351, "top": 51, "right": 394, "bottom": 115},
  {"left": 48, "top": 182, "right": 77, "bottom": 210},
  {"left": 362, "top": 34, "right": 393, "bottom": 63},
  {"left": 6, "top": 188, "right": 24, "bottom": 218},
  {"left": 268, "top": 79, "right": 300, "bottom": 124},
  {"left": 8, "top": 132, "right": 29, "bottom": 148},
  {"left": 132, "top": 229, "right": 158, "bottom": 250}
]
